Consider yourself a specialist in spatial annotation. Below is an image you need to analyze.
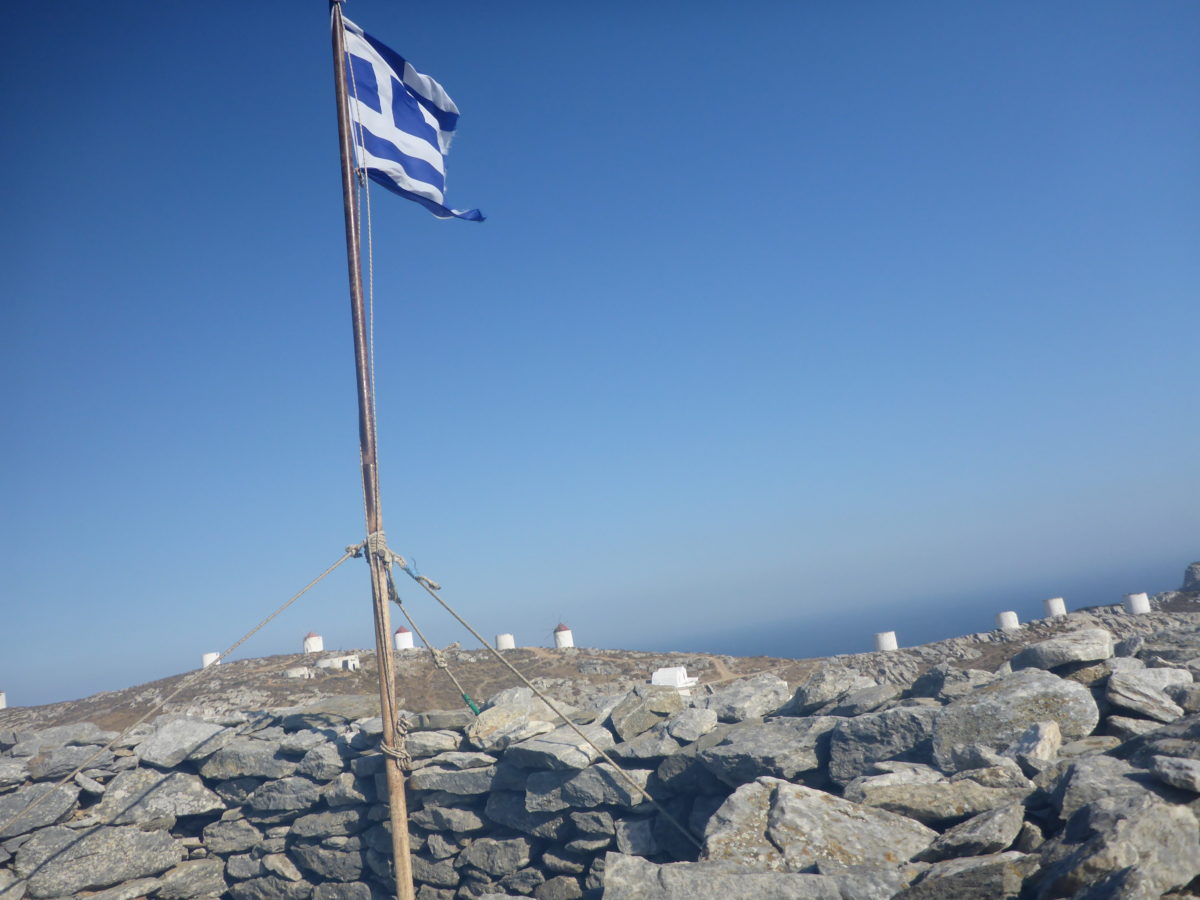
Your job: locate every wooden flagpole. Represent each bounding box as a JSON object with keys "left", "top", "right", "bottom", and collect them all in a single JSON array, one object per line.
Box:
[{"left": 329, "top": 4, "right": 416, "bottom": 899}]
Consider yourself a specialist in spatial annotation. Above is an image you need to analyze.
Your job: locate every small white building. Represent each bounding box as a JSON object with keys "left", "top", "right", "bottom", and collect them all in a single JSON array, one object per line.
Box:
[
  {"left": 873, "top": 631, "right": 899, "bottom": 652},
  {"left": 394, "top": 627, "right": 414, "bottom": 651},
  {"left": 651, "top": 666, "right": 699, "bottom": 691},
  {"left": 315, "top": 654, "right": 361, "bottom": 672},
  {"left": 496, "top": 633, "right": 516, "bottom": 650},
  {"left": 1044, "top": 597, "right": 1067, "bottom": 618},
  {"left": 201, "top": 652, "right": 220, "bottom": 668},
  {"left": 303, "top": 632, "right": 324, "bottom": 654},
  {"left": 996, "top": 611, "right": 1020, "bottom": 631},
  {"left": 553, "top": 623, "right": 574, "bottom": 649},
  {"left": 0, "top": 691, "right": 6, "bottom": 710}
]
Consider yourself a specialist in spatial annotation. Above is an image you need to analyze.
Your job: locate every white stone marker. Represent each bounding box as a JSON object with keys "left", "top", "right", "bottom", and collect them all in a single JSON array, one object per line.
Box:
[
  {"left": 1043, "top": 597, "right": 1067, "bottom": 618},
  {"left": 496, "top": 633, "right": 516, "bottom": 650},
  {"left": 0, "top": 691, "right": 6, "bottom": 710},
  {"left": 201, "top": 652, "right": 220, "bottom": 668},
  {"left": 874, "top": 631, "right": 899, "bottom": 652},
  {"left": 553, "top": 623, "right": 575, "bottom": 649},
  {"left": 394, "top": 627, "right": 414, "bottom": 650},
  {"left": 996, "top": 611, "right": 1021, "bottom": 630},
  {"left": 303, "top": 632, "right": 324, "bottom": 654},
  {"left": 1123, "top": 592, "right": 1151, "bottom": 615}
]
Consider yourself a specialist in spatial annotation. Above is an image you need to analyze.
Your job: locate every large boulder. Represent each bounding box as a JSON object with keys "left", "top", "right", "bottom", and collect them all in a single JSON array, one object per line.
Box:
[
  {"left": 917, "top": 803, "right": 1025, "bottom": 861},
  {"left": 703, "top": 777, "right": 937, "bottom": 871},
  {"left": 703, "top": 674, "right": 791, "bottom": 723},
  {"left": 846, "top": 772, "right": 1029, "bottom": 829},
  {"left": 786, "top": 667, "right": 874, "bottom": 716},
  {"left": 608, "top": 686, "right": 685, "bottom": 741},
  {"left": 198, "top": 738, "right": 297, "bottom": 780},
  {"left": 137, "top": 717, "right": 231, "bottom": 768},
  {"left": 504, "top": 724, "right": 614, "bottom": 771},
  {"left": 602, "top": 853, "right": 844, "bottom": 900},
  {"left": 525, "top": 764, "right": 649, "bottom": 813},
  {"left": 827, "top": 706, "right": 937, "bottom": 786},
  {"left": 13, "top": 825, "right": 183, "bottom": 898},
  {"left": 931, "top": 671, "right": 1098, "bottom": 771},
  {"left": 1009, "top": 629, "right": 1114, "bottom": 671},
  {"left": 89, "top": 769, "right": 224, "bottom": 827},
  {"left": 698, "top": 718, "right": 838, "bottom": 787},
  {"left": 1106, "top": 668, "right": 1192, "bottom": 723},
  {"left": 895, "top": 852, "right": 1037, "bottom": 900},
  {"left": 0, "top": 783, "right": 80, "bottom": 839}
]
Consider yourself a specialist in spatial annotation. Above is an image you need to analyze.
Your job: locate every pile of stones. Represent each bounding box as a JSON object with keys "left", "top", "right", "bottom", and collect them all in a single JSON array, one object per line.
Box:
[{"left": 2, "top": 613, "right": 1200, "bottom": 899}]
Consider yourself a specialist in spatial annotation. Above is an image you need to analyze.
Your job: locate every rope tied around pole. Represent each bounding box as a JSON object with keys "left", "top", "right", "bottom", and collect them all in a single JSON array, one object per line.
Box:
[{"left": 380, "top": 715, "right": 413, "bottom": 769}]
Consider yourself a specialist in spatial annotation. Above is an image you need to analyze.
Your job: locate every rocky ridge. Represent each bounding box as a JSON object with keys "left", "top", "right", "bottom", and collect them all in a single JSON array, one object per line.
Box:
[{"left": 2, "top": 579, "right": 1200, "bottom": 899}]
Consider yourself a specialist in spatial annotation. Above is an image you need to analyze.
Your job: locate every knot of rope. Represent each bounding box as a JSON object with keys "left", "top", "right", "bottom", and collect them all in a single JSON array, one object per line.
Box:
[
  {"left": 379, "top": 715, "right": 412, "bottom": 769},
  {"left": 431, "top": 648, "right": 449, "bottom": 670},
  {"left": 412, "top": 573, "right": 442, "bottom": 591},
  {"left": 364, "top": 531, "right": 407, "bottom": 568},
  {"left": 346, "top": 541, "right": 365, "bottom": 558}
]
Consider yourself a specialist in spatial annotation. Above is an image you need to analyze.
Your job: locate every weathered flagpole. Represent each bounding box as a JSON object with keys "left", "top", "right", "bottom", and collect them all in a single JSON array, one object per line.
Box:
[{"left": 329, "top": 4, "right": 416, "bottom": 899}]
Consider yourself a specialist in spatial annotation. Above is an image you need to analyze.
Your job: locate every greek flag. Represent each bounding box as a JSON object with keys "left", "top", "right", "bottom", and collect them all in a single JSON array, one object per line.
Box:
[{"left": 342, "top": 18, "right": 483, "bottom": 222}]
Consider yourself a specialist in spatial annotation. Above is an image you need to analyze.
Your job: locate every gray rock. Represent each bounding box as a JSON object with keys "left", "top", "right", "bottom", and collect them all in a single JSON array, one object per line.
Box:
[
  {"left": 322, "top": 772, "right": 374, "bottom": 808},
  {"left": 421, "top": 750, "right": 497, "bottom": 770},
  {"left": 571, "top": 809, "right": 616, "bottom": 835},
  {"left": 227, "top": 876, "right": 313, "bottom": 900},
  {"left": 483, "top": 791, "right": 572, "bottom": 840},
  {"left": 411, "top": 853, "right": 458, "bottom": 888},
  {"left": 212, "top": 776, "right": 261, "bottom": 806},
  {"left": 1035, "top": 793, "right": 1200, "bottom": 899},
  {"left": 1049, "top": 755, "right": 1160, "bottom": 823},
  {"left": 786, "top": 667, "right": 875, "bottom": 716},
  {"left": 896, "top": 852, "right": 1036, "bottom": 899},
  {"left": 615, "top": 817, "right": 657, "bottom": 856},
  {"left": 1165, "top": 682, "right": 1200, "bottom": 713},
  {"left": 74, "top": 878, "right": 164, "bottom": 900},
  {"left": 602, "top": 852, "right": 848, "bottom": 899},
  {"left": 1106, "top": 715, "right": 1162, "bottom": 741},
  {"left": 138, "top": 718, "right": 231, "bottom": 768},
  {"left": 1116, "top": 711, "right": 1200, "bottom": 767},
  {"left": 698, "top": 717, "right": 838, "bottom": 787},
  {"left": 90, "top": 769, "right": 224, "bottom": 826},
  {"left": 541, "top": 848, "right": 590, "bottom": 875},
  {"left": 457, "top": 836, "right": 532, "bottom": 876},
  {"left": 0, "top": 783, "right": 80, "bottom": 839},
  {"left": 918, "top": 803, "right": 1024, "bottom": 861},
  {"left": 827, "top": 706, "right": 937, "bottom": 785},
  {"left": 1148, "top": 754, "right": 1200, "bottom": 792},
  {"left": 610, "top": 724, "right": 682, "bottom": 761},
  {"left": 199, "top": 739, "right": 298, "bottom": 780},
  {"left": 1135, "top": 627, "right": 1200, "bottom": 665},
  {"left": 202, "top": 818, "right": 262, "bottom": 854},
  {"left": 503, "top": 724, "right": 614, "bottom": 770},
  {"left": 525, "top": 763, "right": 649, "bottom": 812},
  {"left": 26, "top": 744, "right": 114, "bottom": 781},
  {"left": 156, "top": 859, "right": 228, "bottom": 900},
  {"left": 1010, "top": 629, "right": 1114, "bottom": 671},
  {"left": 465, "top": 689, "right": 568, "bottom": 752},
  {"left": 1106, "top": 668, "right": 1191, "bottom": 723},
  {"left": 0, "top": 759, "right": 28, "bottom": 790},
  {"left": 533, "top": 875, "right": 583, "bottom": 900},
  {"left": 828, "top": 683, "right": 903, "bottom": 716},
  {"left": 608, "top": 685, "right": 686, "bottom": 741},
  {"left": 408, "top": 764, "right": 496, "bottom": 795},
  {"left": 849, "top": 776, "right": 1027, "bottom": 829},
  {"left": 666, "top": 708, "right": 718, "bottom": 743},
  {"left": 13, "top": 824, "right": 183, "bottom": 897},
  {"left": 226, "top": 853, "right": 266, "bottom": 880},
  {"left": 312, "top": 884, "right": 374, "bottom": 900},
  {"left": 290, "top": 807, "right": 371, "bottom": 837},
  {"left": 931, "top": 670, "right": 1099, "bottom": 770},
  {"left": 289, "top": 838, "right": 366, "bottom": 881},
  {"left": 296, "top": 742, "right": 343, "bottom": 781},
  {"left": 703, "top": 777, "right": 937, "bottom": 871},
  {"left": 1004, "top": 720, "right": 1061, "bottom": 762},
  {"left": 410, "top": 803, "right": 487, "bottom": 833},
  {"left": 246, "top": 776, "right": 320, "bottom": 811},
  {"left": 501, "top": 866, "right": 547, "bottom": 895},
  {"left": 704, "top": 674, "right": 792, "bottom": 723},
  {"left": 9, "top": 723, "right": 116, "bottom": 756},
  {"left": 909, "top": 664, "right": 994, "bottom": 702},
  {"left": 406, "top": 730, "right": 461, "bottom": 758}
]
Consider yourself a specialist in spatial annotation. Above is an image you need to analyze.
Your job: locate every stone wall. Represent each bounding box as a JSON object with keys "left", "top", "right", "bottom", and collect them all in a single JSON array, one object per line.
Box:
[{"left": 2, "top": 610, "right": 1200, "bottom": 899}]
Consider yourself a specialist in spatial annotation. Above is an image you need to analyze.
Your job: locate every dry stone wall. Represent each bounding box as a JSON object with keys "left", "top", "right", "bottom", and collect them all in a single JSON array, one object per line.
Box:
[{"left": 2, "top": 610, "right": 1200, "bottom": 899}]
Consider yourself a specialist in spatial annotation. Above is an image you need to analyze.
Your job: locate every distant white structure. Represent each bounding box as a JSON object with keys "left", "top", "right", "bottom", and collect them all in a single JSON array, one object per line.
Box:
[
  {"left": 394, "top": 627, "right": 414, "bottom": 651},
  {"left": 315, "top": 654, "right": 360, "bottom": 671},
  {"left": 1123, "top": 592, "right": 1151, "bottom": 615},
  {"left": 496, "top": 633, "right": 516, "bottom": 650},
  {"left": 553, "top": 623, "right": 574, "bottom": 649},
  {"left": 284, "top": 667, "right": 313, "bottom": 679},
  {"left": 874, "top": 631, "right": 899, "bottom": 652},
  {"left": 651, "top": 666, "right": 698, "bottom": 691},
  {"left": 201, "top": 652, "right": 220, "bottom": 669},
  {"left": 1043, "top": 597, "right": 1067, "bottom": 618},
  {"left": 303, "top": 632, "right": 324, "bottom": 654},
  {"left": 0, "top": 691, "right": 6, "bottom": 710},
  {"left": 996, "top": 611, "right": 1021, "bottom": 631}
]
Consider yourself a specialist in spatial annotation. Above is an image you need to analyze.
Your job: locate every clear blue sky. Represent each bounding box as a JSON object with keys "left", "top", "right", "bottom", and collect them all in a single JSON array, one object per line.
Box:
[{"left": 3, "top": 1, "right": 1198, "bottom": 707}]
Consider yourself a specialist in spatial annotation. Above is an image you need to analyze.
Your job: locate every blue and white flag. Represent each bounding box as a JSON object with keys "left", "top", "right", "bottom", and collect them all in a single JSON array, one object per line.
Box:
[{"left": 342, "top": 18, "right": 483, "bottom": 222}]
